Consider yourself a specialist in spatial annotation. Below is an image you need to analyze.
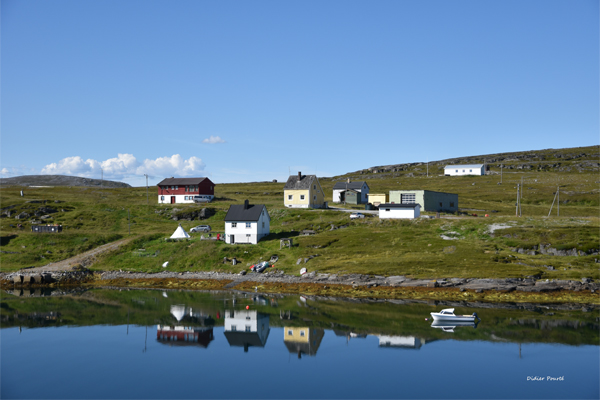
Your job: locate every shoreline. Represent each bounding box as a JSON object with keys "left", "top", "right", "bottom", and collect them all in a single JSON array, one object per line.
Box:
[{"left": 2, "top": 270, "right": 598, "bottom": 305}]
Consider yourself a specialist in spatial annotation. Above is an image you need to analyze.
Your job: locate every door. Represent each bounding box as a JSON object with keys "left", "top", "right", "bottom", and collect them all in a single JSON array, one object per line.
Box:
[
  {"left": 171, "top": 196, "right": 175, "bottom": 204},
  {"left": 230, "top": 235, "right": 234, "bottom": 244}
]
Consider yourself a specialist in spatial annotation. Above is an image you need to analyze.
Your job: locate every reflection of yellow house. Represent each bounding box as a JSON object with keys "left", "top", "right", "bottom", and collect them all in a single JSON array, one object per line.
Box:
[
  {"left": 283, "top": 327, "right": 324, "bottom": 358},
  {"left": 367, "top": 193, "right": 388, "bottom": 207},
  {"left": 283, "top": 172, "right": 325, "bottom": 209}
]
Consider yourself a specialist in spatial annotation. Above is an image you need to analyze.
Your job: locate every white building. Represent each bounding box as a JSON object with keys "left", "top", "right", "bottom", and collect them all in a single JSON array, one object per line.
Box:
[
  {"left": 444, "top": 164, "right": 485, "bottom": 176},
  {"left": 378, "top": 203, "right": 420, "bottom": 219},
  {"left": 332, "top": 180, "right": 370, "bottom": 204},
  {"left": 224, "top": 200, "right": 270, "bottom": 245}
]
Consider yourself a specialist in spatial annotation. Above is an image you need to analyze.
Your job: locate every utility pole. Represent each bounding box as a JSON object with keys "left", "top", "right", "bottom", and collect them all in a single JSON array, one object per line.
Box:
[
  {"left": 500, "top": 164, "right": 503, "bottom": 184},
  {"left": 144, "top": 174, "right": 149, "bottom": 205},
  {"left": 516, "top": 184, "right": 520, "bottom": 217},
  {"left": 128, "top": 209, "right": 131, "bottom": 234},
  {"left": 427, "top": 157, "right": 429, "bottom": 178},
  {"left": 101, "top": 168, "right": 104, "bottom": 190},
  {"left": 557, "top": 186, "right": 560, "bottom": 217}
]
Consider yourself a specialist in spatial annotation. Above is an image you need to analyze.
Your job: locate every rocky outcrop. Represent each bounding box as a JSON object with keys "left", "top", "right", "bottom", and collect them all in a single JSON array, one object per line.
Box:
[
  {"left": 511, "top": 244, "right": 599, "bottom": 257},
  {"left": 172, "top": 207, "right": 214, "bottom": 221}
]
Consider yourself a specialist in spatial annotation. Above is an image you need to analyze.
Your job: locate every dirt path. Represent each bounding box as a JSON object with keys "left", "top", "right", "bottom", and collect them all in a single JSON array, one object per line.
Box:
[{"left": 29, "top": 237, "right": 136, "bottom": 273}]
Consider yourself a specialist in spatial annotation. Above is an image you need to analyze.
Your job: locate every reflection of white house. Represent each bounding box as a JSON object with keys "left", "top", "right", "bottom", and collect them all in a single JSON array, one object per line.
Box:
[
  {"left": 444, "top": 164, "right": 485, "bottom": 176},
  {"left": 224, "top": 310, "right": 270, "bottom": 352},
  {"left": 377, "top": 335, "right": 422, "bottom": 349},
  {"left": 170, "top": 305, "right": 186, "bottom": 321},
  {"left": 224, "top": 200, "right": 270, "bottom": 245},
  {"left": 378, "top": 203, "right": 420, "bottom": 219},
  {"left": 332, "top": 180, "right": 370, "bottom": 204}
]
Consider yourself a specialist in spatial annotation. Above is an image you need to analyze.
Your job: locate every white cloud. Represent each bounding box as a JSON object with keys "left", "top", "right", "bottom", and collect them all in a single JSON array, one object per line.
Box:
[
  {"left": 1, "top": 168, "right": 10, "bottom": 176},
  {"left": 41, "top": 154, "right": 206, "bottom": 180},
  {"left": 202, "top": 135, "right": 226, "bottom": 144}
]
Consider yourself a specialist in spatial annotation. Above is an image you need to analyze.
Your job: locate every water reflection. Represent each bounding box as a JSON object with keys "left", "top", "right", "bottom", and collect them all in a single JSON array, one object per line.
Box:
[
  {"left": 376, "top": 335, "right": 426, "bottom": 349},
  {"left": 430, "top": 321, "right": 479, "bottom": 333},
  {"left": 283, "top": 327, "right": 325, "bottom": 358},
  {"left": 224, "top": 310, "right": 270, "bottom": 352},
  {"left": 156, "top": 325, "right": 214, "bottom": 347}
]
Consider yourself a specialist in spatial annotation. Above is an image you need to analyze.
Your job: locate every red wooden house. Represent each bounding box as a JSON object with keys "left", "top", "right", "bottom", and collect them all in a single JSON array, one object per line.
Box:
[{"left": 157, "top": 177, "right": 215, "bottom": 204}]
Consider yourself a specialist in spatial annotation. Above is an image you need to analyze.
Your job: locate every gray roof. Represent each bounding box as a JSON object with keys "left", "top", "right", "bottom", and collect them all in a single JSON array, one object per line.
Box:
[
  {"left": 379, "top": 203, "right": 420, "bottom": 208},
  {"left": 444, "top": 164, "right": 484, "bottom": 169},
  {"left": 333, "top": 181, "right": 369, "bottom": 190},
  {"left": 157, "top": 177, "right": 212, "bottom": 186},
  {"left": 224, "top": 331, "right": 269, "bottom": 348},
  {"left": 283, "top": 174, "right": 318, "bottom": 190},
  {"left": 224, "top": 202, "right": 267, "bottom": 222}
]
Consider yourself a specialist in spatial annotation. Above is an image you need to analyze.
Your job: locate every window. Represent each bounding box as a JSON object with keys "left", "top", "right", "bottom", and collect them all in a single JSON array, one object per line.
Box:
[
  {"left": 232, "top": 222, "right": 237, "bottom": 228},
  {"left": 185, "top": 186, "right": 188, "bottom": 192},
  {"left": 450, "top": 202, "right": 455, "bottom": 207},
  {"left": 288, "top": 195, "right": 293, "bottom": 200},
  {"left": 288, "top": 330, "right": 293, "bottom": 336},
  {"left": 401, "top": 193, "right": 415, "bottom": 204},
  {"left": 231, "top": 325, "right": 237, "bottom": 331},
  {"left": 455, "top": 170, "right": 458, "bottom": 173},
  {"left": 246, "top": 234, "right": 251, "bottom": 237},
  {"left": 245, "top": 326, "right": 251, "bottom": 332},
  {"left": 184, "top": 196, "right": 188, "bottom": 200},
  {"left": 246, "top": 222, "right": 251, "bottom": 228},
  {"left": 386, "top": 208, "right": 390, "bottom": 212},
  {"left": 313, "top": 185, "right": 316, "bottom": 190},
  {"left": 300, "top": 330, "right": 305, "bottom": 337},
  {"left": 439, "top": 202, "right": 442, "bottom": 207},
  {"left": 300, "top": 195, "right": 305, "bottom": 200},
  {"left": 469, "top": 169, "right": 472, "bottom": 173},
  {"left": 262, "top": 222, "right": 265, "bottom": 228},
  {"left": 313, "top": 195, "right": 316, "bottom": 200},
  {"left": 175, "top": 186, "right": 178, "bottom": 190},
  {"left": 160, "top": 196, "right": 164, "bottom": 201},
  {"left": 462, "top": 170, "right": 465, "bottom": 173}
]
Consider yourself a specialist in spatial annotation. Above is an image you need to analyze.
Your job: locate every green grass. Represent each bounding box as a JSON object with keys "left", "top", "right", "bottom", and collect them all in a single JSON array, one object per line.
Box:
[{"left": 1, "top": 146, "right": 598, "bottom": 279}]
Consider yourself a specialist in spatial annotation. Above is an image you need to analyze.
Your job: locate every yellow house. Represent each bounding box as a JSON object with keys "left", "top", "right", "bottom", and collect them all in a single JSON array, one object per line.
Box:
[
  {"left": 367, "top": 193, "right": 388, "bottom": 206},
  {"left": 283, "top": 326, "right": 325, "bottom": 358},
  {"left": 283, "top": 172, "right": 325, "bottom": 209}
]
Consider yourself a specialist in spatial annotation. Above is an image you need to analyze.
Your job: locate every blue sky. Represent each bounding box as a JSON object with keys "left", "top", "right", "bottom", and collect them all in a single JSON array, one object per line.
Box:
[{"left": 1, "top": 0, "right": 598, "bottom": 186}]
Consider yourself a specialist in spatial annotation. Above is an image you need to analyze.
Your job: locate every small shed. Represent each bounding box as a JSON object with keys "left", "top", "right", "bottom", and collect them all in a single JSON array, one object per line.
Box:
[
  {"left": 367, "top": 194, "right": 388, "bottom": 207},
  {"left": 379, "top": 203, "right": 421, "bottom": 219},
  {"left": 341, "top": 189, "right": 360, "bottom": 205},
  {"left": 31, "top": 225, "right": 63, "bottom": 233}
]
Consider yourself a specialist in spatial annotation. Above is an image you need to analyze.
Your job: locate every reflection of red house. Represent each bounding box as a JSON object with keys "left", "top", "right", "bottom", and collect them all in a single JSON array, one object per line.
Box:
[
  {"left": 157, "top": 177, "right": 215, "bottom": 204},
  {"left": 157, "top": 325, "right": 214, "bottom": 348}
]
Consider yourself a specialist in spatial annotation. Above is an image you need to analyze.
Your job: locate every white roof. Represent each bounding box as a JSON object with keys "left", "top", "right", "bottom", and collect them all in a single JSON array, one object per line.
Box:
[
  {"left": 170, "top": 305, "right": 186, "bottom": 321},
  {"left": 170, "top": 224, "right": 190, "bottom": 239},
  {"left": 444, "top": 164, "right": 484, "bottom": 169}
]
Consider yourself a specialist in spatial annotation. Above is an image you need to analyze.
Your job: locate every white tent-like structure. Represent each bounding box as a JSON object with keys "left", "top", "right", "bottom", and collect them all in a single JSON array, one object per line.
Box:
[{"left": 170, "top": 224, "right": 191, "bottom": 240}]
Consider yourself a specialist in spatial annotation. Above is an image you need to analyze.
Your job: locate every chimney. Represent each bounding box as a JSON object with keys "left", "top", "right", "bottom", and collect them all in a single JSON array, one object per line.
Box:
[
  {"left": 244, "top": 199, "right": 249, "bottom": 210},
  {"left": 298, "top": 171, "right": 302, "bottom": 181}
]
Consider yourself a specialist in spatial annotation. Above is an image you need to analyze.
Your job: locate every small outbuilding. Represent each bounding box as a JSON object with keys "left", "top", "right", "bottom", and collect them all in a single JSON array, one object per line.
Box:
[
  {"left": 444, "top": 164, "right": 485, "bottom": 176},
  {"left": 367, "top": 193, "right": 388, "bottom": 207},
  {"left": 378, "top": 203, "right": 420, "bottom": 219}
]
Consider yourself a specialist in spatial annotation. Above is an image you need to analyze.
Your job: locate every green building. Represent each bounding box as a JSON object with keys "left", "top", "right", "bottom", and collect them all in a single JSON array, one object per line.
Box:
[{"left": 389, "top": 190, "right": 458, "bottom": 213}]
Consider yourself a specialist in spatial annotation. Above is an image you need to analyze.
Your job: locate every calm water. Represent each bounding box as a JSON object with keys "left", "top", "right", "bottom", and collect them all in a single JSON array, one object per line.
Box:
[{"left": 1, "top": 288, "right": 598, "bottom": 399}]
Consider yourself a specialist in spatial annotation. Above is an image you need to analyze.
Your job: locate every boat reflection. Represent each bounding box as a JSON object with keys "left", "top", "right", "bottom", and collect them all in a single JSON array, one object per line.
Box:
[
  {"left": 224, "top": 310, "right": 270, "bottom": 352},
  {"left": 431, "top": 320, "right": 479, "bottom": 333}
]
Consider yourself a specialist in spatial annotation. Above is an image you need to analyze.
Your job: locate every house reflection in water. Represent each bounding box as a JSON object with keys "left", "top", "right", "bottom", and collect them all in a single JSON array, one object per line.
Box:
[
  {"left": 156, "top": 304, "right": 215, "bottom": 348},
  {"left": 224, "top": 310, "right": 270, "bottom": 352},
  {"left": 284, "top": 327, "right": 325, "bottom": 358},
  {"left": 376, "top": 335, "right": 425, "bottom": 349}
]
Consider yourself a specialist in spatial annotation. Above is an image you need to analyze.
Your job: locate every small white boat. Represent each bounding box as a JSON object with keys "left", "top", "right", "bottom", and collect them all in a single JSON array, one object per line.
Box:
[
  {"left": 430, "top": 308, "right": 480, "bottom": 322},
  {"left": 430, "top": 321, "right": 479, "bottom": 333}
]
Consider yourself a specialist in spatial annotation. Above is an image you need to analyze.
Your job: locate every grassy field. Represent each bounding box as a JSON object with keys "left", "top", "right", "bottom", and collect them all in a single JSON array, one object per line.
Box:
[{"left": 1, "top": 146, "right": 598, "bottom": 280}]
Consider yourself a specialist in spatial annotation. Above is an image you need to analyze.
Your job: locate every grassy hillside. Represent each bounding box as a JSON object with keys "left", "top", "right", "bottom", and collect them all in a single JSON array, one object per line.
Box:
[{"left": 1, "top": 145, "right": 598, "bottom": 280}]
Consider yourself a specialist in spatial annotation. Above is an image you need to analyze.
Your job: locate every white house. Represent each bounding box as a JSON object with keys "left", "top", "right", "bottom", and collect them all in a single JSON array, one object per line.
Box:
[
  {"left": 378, "top": 203, "right": 420, "bottom": 219},
  {"left": 224, "top": 200, "right": 270, "bottom": 245},
  {"left": 444, "top": 164, "right": 485, "bottom": 176},
  {"left": 332, "top": 180, "right": 370, "bottom": 203}
]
